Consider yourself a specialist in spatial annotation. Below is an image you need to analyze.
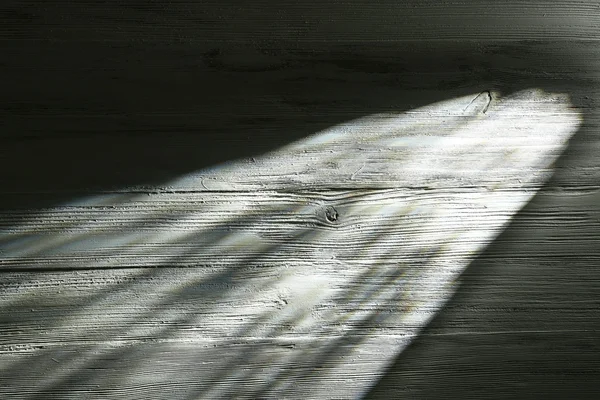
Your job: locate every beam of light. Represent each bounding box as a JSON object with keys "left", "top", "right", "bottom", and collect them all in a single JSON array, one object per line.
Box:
[{"left": 0, "top": 89, "right": 581, "bottom": 399}]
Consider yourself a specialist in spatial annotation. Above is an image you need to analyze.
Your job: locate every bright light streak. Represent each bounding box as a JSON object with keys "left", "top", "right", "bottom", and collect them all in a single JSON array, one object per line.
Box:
[{"left": 0, "top": 89, "right": 582, "bottom": 399}]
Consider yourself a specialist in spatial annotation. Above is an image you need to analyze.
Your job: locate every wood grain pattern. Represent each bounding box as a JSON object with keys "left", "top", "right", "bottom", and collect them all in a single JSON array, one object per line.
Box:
[
  {"left": 3, "top": 0, "right": 600, "bottom": 42},
  {"left": 0, "top": 89, "right": 580, "bottom": 399},
  {"left": 1, "top": 2, "right": 600, "bottom": 399}
]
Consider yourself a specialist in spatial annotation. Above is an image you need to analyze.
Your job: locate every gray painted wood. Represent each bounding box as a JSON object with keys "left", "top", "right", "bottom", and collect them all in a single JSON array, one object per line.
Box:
[{"left": 1, "top": 2, "right": 600, "bottom": 399}]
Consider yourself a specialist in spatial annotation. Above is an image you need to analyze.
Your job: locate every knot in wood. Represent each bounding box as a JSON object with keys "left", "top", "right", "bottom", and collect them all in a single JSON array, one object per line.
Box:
[{"left": 325, "top": 206, "right": 339, "bottom": 223}]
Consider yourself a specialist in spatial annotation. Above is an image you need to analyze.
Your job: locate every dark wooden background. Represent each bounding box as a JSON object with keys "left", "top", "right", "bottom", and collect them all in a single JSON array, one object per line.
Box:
[{"left": 1, "top": 1, "right": 599, "bottom": 398}]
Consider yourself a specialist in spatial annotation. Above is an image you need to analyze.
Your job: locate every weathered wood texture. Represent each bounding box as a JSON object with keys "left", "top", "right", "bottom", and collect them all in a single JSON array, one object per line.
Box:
[{"left": 1, "top": 2, "right": 600, "bottom": 399}]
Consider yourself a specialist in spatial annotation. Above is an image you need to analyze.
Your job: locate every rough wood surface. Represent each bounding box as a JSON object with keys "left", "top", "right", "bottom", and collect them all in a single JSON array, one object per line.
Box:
[{"left": 1, "top": 2, "right": 600, "bottom": 399}]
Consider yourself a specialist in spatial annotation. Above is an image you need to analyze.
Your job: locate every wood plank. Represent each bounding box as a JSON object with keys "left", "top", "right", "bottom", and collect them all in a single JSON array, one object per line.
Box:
[
  {"left": 2, "top": 1, "right": 600, "bottom": 42},
  {"left": 0, "top": 87, "right": 589, "bottom": 398},
  {"left": 2, "top": 2, "right": 600, "bottom": 398},
  {"left": 1, "top": 40, "right": 599, "bottom": 211}
]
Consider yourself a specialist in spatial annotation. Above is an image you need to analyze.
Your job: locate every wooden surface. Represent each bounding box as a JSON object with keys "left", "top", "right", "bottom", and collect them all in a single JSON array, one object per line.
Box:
[{"left": 2, "top": 2, "right": 600, "bottom": 399}]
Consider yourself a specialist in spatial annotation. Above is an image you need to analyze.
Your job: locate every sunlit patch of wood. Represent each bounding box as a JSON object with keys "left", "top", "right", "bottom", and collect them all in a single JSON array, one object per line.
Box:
[{"left": 0, "top": 89, "right": 582, "bottom": 399}]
